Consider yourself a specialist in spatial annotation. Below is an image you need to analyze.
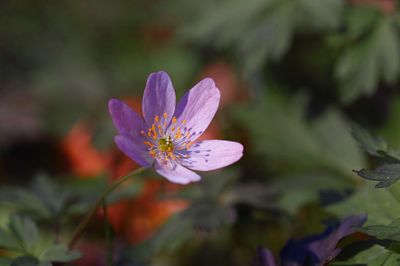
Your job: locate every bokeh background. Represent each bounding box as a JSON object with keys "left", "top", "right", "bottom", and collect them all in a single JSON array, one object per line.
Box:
[{"left": 1, "top": 0, "right": 400, "bottom": 265}]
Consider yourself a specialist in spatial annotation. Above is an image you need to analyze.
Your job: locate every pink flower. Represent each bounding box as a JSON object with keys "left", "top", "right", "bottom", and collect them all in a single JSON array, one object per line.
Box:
[{"left": 109, "top": 71, "right": 243, "bottom": 184}]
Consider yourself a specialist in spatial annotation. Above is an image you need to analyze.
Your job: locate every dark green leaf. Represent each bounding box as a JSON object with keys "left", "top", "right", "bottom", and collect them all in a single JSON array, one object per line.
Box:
[
  {"left": 0, "top": 227, "right": 20, "bottom": 250},
  {"left": 9, "top": 215, "right": 39, "bottom": 253},
  {"left": 31, "top": 175, "right": 71, "bottom": 216},
  {"left": 359, "top": 218, "right": 400, "bottom": 242},
  {"left": 332, "top": 244, "right": 400, "bottom": 265},
  {"left": 0, "top": 257, "right": 12, "bottom": 266},
  {"left": 182, "top": 0, "right": 343, "bottom": 75},
  {"left": 351, "top": 124, "right": 387, "bottom": 157},
  {"left": 335, "top": 14, "right": 400, "bottom": 103},
  {"left": 354, "top": 164, "right": 400, "bottom": 188},
  {"left": 0, "top": 188, "right": 51, "bottom": 219},
  {"left": 39, "top": 245, "right": 80, "bottom": 262},
  {"left": 234, "top": 92, "right": 364, "bottom": 179},
  {"left": 271, "top": 174, "right": 351, "bottom": 214},
  {"left": 328, "top": 183, "right": 400, "bottom": 225},
  {"left": 10, "top": 256, "right": 39, "bottom": 266}
]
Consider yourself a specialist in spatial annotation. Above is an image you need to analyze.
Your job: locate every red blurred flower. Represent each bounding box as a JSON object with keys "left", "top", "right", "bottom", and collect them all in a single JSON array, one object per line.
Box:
[
  {"left": 107, "top": 179, "right": 187, "bottom": 244},
  {"left": 61, "top": 122, "right": 111, "bottom": 178}
]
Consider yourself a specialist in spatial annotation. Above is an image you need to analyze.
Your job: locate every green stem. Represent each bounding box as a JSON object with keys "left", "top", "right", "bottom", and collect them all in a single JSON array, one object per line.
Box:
[
  {"left": 103, "top": 200, "right": 113, "bottom": 266},
  {"left": 68, "top": 167, "right": 146, "bottom": 249}
]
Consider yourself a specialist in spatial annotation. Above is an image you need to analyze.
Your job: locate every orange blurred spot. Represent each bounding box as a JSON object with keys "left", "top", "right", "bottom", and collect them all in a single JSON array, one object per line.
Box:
[
  {"left": 140, "top": 23, "right": 174, "bottom": 48},
  {"left": 200, "top": 61, "right": 246, "bottom": 107},
  {"left": 61, "top": 122, "right": 111, "bottom": 178},
  {"left": 107, "top": 179, "right": 187, "bottom": 244},
  {"left": 348, "top": 0, "right": 395, "bottom": 14}
]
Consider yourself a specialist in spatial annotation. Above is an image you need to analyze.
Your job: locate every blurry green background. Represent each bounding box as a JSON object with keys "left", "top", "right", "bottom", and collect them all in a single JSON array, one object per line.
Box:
[{"left": 1, "top": 0, "right": 400, "bottom": 265}]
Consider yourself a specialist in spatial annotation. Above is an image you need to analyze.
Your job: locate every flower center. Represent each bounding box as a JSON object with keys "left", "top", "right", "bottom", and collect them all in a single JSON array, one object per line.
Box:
[
  {"left": 158, "top": 136, "right": 173, "bottom": 152},
  {"left": 141, "top": 113, "right": 195, "bottom": 163}
]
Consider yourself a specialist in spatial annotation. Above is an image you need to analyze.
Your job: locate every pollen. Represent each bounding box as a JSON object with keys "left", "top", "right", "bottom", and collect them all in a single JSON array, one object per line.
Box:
[{"left": 158, "top": 136, "right": 173, "bottom": 152}]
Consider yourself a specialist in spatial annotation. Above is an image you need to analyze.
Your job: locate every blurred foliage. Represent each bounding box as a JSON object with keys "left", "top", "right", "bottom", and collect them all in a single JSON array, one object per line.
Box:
[
  {"left": 334, "top": 5, "right": 400, "bottom": 102},
  {"left": 0, "top": 174, "right": 142, "bottom": 223},
  {"left": 181, "top": 0, "right": 343, "bottom": 75},
  {"left": 2, "top": 0, "right": 400, "bottom": 265},
  {"left": 0, "top": 215, "right": 80, "bottom": 266}
]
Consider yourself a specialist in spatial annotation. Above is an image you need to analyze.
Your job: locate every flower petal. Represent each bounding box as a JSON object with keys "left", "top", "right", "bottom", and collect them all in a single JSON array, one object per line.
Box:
[
  {"left": 142, "top": 71, "right": 176, "bottom": 127},
  {"left": 108, "top": 98, "right": 145, "bottom": 140},
  {"left": 252, "top": 247, "right": 277, "bottom": 266},
  {"left": 174, "top": 78, "right": 220, "bottom": 141},
  {"left": 115, "top": 136, "right": 154, "bottom": 167},
  {"left": 184, "top": 140, "right": 243, "bottom": 171},
  {"left": 155, "top": 161, "right": 201, "bottom": 185}
]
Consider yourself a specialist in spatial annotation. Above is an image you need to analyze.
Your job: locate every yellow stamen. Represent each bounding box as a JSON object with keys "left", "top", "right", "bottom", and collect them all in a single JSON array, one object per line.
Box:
[
  {"left": 175, "top": 128, "right": 182, "bottom": 139},
  {"left": 143, "top": 141, "right": 154, "bottom": 147},
  {"left": 186, "top": 141, "right": 193, "bottom": 150}
]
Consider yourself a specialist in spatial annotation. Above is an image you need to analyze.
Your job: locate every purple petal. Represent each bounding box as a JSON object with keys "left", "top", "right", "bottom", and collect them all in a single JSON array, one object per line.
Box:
[
  {"left": 155, "top": 161, "right": 201, "bottom": 185},
  {"left": 184, "top": 140, "right": 243, "bottom": 171},
  {"left": 142, "top": 71, "right": 176, "bottom": 127},
  {"left": 280, "top": 214, "right": 367, "bottom": 265},
  {"left": 252, "top": 247, "right": 277, "bottom": 266},
  {"left": 174, "top": 78, "right": 220, "bottom": 141},
  {"left": 115, "top": 136, "right": 154, "bottom": 168},
  {"left": 108, "top": 99, "right": 145, "bottom": 140},
  {"left": 307, "top": 214, "right": 367, "bottom": 263}
]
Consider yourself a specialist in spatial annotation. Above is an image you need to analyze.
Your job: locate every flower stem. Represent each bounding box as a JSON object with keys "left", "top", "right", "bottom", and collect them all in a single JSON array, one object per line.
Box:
[
  {"left": 103, "top": 200, "right": 113, "bottom": 266},
  {"left": 68, "top": 167, "right": 146, "bottom": 249}
]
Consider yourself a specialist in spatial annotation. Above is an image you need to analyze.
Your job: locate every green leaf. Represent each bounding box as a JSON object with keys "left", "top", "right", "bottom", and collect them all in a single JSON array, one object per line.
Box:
[
  {"left": 351, "top": 124, "right": 387, "bottom": 157},
  {"left": 270, "top": 173, "right": 351, "bottom": 214},
  {"left": 31, "top": 175, "right": 74, "bottom": 217},
  {"left": 0, "top": 175, "right": 72, "bottom": 220},
  {"left": 335, "top": 13, "right": 400, "bottom": 103},
  {"left": 332, "top": 244, "right": 400, "bottom": 265},
  {"left": 354, "top": 164, "right": 400, "bottom": 188},
  {"left": 10, "top": 256, "right": 39, "bottom": 266},
  {"left": 9, "top": 215, "right": 39, "bottom": 254},
  {"left": 0, "top": 227, "right": 20, "bottom": 250},
  {"left": 182, "top": 0, "right": 343, "bottom": 75},
  {"left": 0, "top": 188, "right": 51, "bottom": 219},
  {"left": 0, "top": 257, "right": 12, "bottom": 266},
  {"left": 328, "top": 183, "right": 400, "bottom": 225},
  {"left": 359, "top": 218, "right": 400, "bottom": 242},
  {"left": 234, "top": 92, "right": 364, "bottom": 180},
  {"left": 39, "top": 245, "right": 80, "bottom": 263}
]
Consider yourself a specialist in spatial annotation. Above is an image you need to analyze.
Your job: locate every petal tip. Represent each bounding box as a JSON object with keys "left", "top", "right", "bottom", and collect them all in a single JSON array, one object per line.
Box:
[
  {"left": 108, "top": 98, "right": 120, "bottom": 109},
  {"left": 148, "top": 70, "right": 171, "bottom": 81},
  {"left": 202, "top": 77, "right": 221, "bottom": 100}
]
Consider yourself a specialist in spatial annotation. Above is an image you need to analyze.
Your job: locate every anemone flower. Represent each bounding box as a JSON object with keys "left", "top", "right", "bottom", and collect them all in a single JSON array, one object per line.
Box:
[{"left": 109, "top": 71, "right": 243, "bottom": 184}]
